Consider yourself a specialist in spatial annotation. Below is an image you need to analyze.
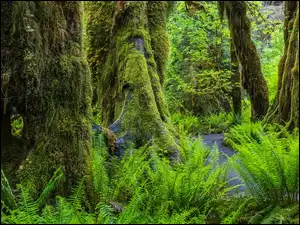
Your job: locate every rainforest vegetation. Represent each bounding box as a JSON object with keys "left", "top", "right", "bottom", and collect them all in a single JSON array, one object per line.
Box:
[{"left": 1, "top": 1, "right": 299, "bottom": 224}]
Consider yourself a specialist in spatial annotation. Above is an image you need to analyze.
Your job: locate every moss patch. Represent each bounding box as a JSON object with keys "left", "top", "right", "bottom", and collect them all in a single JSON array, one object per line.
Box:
[
  {"left": 1, "top": 1, "right": 92, "bottom": 197},
  {"left": 84, "top": 1, "right": 179, "bottom": 159}
]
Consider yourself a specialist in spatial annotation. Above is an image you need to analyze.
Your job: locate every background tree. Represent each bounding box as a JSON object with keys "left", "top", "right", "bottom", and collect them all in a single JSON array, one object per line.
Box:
[
  {"left": 266, "top": 1, "right": 299, "bottom": 130},
  {"left": 84, "top": 1, "right": 179, "bottom": 159},
  {"left": 219, "top": 1, "right": 269, "bottom": 121},
  {"left": 230, "top": 41, "right": 242, "bottom": 122},
  {"left": 1, "top": 1, "right": 92, "bottom": 197}
]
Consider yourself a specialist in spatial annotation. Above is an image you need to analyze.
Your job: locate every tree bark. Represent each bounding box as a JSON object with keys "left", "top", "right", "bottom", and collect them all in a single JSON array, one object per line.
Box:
[
  {"left": 1, "top": 1, "right": 92, "bottom": 197},
  {"left": 85, "top": 1, "right": 179, "bottom": 159},
  {"left": 230, "top": 41, "right": 242, "bottom": 122},
  {"left": 223, "top": 1, "right": 269, "bottom": 121},
  {"left": 266, "top": 1, "right": 299, "bottom": 130}
]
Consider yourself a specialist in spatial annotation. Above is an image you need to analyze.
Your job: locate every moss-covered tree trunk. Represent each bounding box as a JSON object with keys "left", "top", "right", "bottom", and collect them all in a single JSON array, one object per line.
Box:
[
  {"left": 1, "top": 1, "right": 16, "bottom": 151},
  {"left": 266, "top": 1, "right": 299, "bottom": 130},
  {"left": 222, "top": 1, "right": 269, "bottom": 120},
  {"left": 85, "top": 1, "right": 179, "bottom": 159},
  {"left": 230, "top": 41, "right": 241, "bottom": 121},
  {"left": 1, "top": 1, "right": 92, "bottom": 197}
]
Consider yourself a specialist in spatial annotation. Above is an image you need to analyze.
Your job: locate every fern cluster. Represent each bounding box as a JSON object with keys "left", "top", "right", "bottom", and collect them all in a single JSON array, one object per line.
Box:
[{"left": 1, "top": 123, "right": 299, "bottom": 224}]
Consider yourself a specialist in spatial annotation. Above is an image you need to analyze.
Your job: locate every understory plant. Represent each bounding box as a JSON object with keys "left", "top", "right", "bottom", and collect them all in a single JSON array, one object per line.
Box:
[
  {"left": 1, "top": 132, "right": 240, "bottom": 224},
  {"left": 225, "top": 122, "right": 299, "bottom": 223}
]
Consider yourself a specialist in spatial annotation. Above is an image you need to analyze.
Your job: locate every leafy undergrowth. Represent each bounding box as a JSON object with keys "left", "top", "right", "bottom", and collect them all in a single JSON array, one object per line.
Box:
[
  {"left": 1, "top": 124, "right": 299, "bottom": 224},
  {"left": 171, "top": 111, "right": 233, "bottom": 136},
  {"left": 171, "top": 99, "right": 252, "bottom": 136}
]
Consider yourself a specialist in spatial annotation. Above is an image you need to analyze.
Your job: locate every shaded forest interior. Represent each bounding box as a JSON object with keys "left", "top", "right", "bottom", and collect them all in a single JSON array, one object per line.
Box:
[{"left": 1, "top": 1, "right": 299, "bottom": 224}]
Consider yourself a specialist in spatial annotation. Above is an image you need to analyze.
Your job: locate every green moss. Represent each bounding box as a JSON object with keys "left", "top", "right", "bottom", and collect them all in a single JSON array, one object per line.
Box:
[
  {"left": 230, "top": 41, "right": 241, "bottom": 121},
  {"left": 278, "top": 7, "right": 299, "bottom": 123},
  {"left": 225, "top": 1, "right": 269, "bottom": 120},
  {"left": 147, "top": 1, "right": 170, "bottom": 85},
  {"left": 0, "top": 1, "right": 93, "bottom": 197},
  {"left": 84, "top": 1, "right": 179, "bottom": 158},
  {"left": 266, "top": 2, "right": 299, "bottom": 126},
  {"left": 286, "top": 9, "right": 299, "bottom": 130}
]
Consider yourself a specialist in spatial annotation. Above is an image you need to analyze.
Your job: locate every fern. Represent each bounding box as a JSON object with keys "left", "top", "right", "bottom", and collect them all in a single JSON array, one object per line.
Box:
[
  {"left": 226, "top": 122, "right": 299, "bottom": 206},
  {"left": 96, "top": 203, "right": 116, "bottom": 224},
  {"left": 15, "top": 184, "right": 40, "bottom": 224},
  {"left": 1, "top": 170, "right": 17, "bottom": 209},
  {"left": 36, "top": 167, "right": 64, "bottom": 207}
]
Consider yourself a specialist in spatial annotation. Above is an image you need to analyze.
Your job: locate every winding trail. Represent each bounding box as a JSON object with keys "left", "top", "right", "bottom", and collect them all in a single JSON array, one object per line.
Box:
[{"left": 201, "top": 133, "right": 245, "bottom": 194}]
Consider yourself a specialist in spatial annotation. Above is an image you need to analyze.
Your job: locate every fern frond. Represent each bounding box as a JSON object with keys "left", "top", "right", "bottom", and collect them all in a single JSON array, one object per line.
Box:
[{"left": 37, "top": 167, "right": 64, "bottom": 207}]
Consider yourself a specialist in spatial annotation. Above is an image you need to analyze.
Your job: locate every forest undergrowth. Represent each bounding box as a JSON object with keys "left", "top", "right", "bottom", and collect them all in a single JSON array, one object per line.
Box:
[
  {"left": 1, "top": 1, "right": 299, "bottom": 224},
  {"left": 2, "top": 120, "right": 299, "bottom": 224}
]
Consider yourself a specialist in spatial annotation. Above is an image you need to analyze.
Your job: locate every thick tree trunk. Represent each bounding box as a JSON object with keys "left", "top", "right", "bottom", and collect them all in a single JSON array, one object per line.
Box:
[
  {"left": 1, "top": 1, "right": 15, "bottom": 150},
  {"left": 85, "top": 2, "right": 179, "bottom": 159},
  {"left": 1, "top": 1, "right": 92, "bottom": 197},
  {"left": 266, "top": 2, "right": 299, "bottom": 130},
  {"left": 230, "top": 41, "right": 241, "bottom": 121},
  {"left": 224, "top": 1, "right": 269, "bottom": 121}
]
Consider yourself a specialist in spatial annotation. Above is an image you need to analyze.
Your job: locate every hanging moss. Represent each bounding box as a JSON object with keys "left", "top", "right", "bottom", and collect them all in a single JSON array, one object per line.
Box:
[
  {"left": 224, "top": 2, "right": 269, "bottom": 121},
  {"left": 84, "top": 1, "right": 179, "bottom": 160},
  {"left": 1, "top": 1, "right": 92, "bottom": 198}
]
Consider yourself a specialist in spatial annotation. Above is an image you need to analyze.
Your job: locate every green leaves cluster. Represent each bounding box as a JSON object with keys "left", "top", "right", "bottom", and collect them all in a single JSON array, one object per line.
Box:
[{"left": 165, "top": 1, "right": 232, "bottom": 115}]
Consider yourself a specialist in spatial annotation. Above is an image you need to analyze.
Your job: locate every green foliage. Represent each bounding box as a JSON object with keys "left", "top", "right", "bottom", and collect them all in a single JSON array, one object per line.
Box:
[
  {"left": 165, "top": 1, "right": 232, "bottom": 115},
  {"left": 2, "top": 127, "right": 299, "bottom": 224},
  {"left": 91, "top": 133, "right": 110, "bottom": 203},
  {"left": 261, "top": 26, "right": 284, "bottom": 103},
  {"left": 2, "top": 134, "right": 240, "bottom": 224},
  {"left": 247, "top": 2, "right": 284, "bottom": 103},
  {"left": 1, "top": 171, "right": 95, "bottom": 224},
  {"left": 171, "top": 111, "right": 233, "bottom": 135},
  {"left": 10, "top": 115, "right": 23, "bottom": 138},
  {"left": 171, "top": 112, "right": 200, "bottom": 135},
  {"left": 197, "top": 112, "right": 233, "bottom": 134},
  {"left": 226, "top": 122, "right": 299, "bottom": 206},
  {"left": 249, "top": 1, "right": 282, "bottom": 54},
  {"left": 36, "top": 167, "right": 64, "bottom": 207},
  {"left": 1, "top": 1, "right": 298, "bottom": 225},
  {"left": 1, "top": 170, "right": 17, "bottom": 209}
]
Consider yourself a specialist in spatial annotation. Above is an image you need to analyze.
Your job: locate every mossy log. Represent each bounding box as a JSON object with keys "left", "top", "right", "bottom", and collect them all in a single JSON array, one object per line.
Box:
[
  {"left": 1, "top": 1, "right": 92, "bottom": 198},
  {"left": 266, "top": 2, "right": 299, "bottom": 130},
  {"left": 223, "top": 1, "right": 269, "bottom": 121},
  {"left": 84, "top": 1, "right": 179, "bottom": 160}
]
